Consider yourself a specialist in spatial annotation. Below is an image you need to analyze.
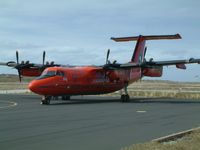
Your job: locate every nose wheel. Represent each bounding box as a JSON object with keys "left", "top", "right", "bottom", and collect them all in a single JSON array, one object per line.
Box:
[
  {"left": 41, "top": 96, "right": 51, "bottom": 105},
  {"left": 62, "top": 95, "right": 71, "bottom": 100}
]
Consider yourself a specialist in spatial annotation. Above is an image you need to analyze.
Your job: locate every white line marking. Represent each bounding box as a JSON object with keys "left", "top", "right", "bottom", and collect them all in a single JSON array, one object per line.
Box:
[
  {"left": 136, "top": 110, "right": 147, "bottom": 113},
  {"left": 0, "top": 101, "right": 18, "bottom": 109},
  {"left": 152, "top": 126, "right": 200, "bottom": 143}
]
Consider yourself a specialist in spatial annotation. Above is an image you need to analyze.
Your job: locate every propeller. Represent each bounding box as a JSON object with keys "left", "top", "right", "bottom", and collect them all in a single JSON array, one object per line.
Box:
[
  {"left": 141, "top": 47, "right": 147, "bottom": 64},
  {"left": 15, "top": 50, "right": 22, "bottom": 82},
  {"left": 104, "top": 49, "right": 111, "bottom": 79},
  {"left": 106, "top": 49, "right": 110, "bottom": 64},
  {"left": 140, "top": 47, "right": 148, "bottom": 79},
  {"left": 17, "top": 69, "right": 22, "bottom": 82},
  {"left": 43, "top": 51, "right": 46, "bottom": 66},
  {"left": 42, "top": 51, "right": 56, "bottom": 66},
  {"left": 144, "top": 47, "right": 147, "bottom": 58},
  {"left": 16, "top": 51, "right": 19, "bottom": 64},
  {"left": 1, "top": 50, "right": 60, "bottom": 82}
]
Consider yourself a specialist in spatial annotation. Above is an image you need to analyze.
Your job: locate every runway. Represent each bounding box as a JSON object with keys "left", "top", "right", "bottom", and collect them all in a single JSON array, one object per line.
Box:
[{"left": 0, "top": 94, "right": 200, "bottom": 150}]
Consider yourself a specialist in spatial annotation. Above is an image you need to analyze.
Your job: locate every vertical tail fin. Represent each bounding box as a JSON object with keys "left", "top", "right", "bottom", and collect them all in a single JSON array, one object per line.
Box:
[
  {"left": 131, "top": 36, "right": 146, "bottom": 63},
  {"left": 111, "top": 34, "right": 181, "bottom": 64}
]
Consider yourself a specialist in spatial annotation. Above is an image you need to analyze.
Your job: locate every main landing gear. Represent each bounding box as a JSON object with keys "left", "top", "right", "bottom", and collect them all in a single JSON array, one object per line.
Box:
[
  {"left": 120, "top": 84, "right": 130, "bottom": 102},
  {"left": 41, "top": 96, "right": 51, "bottom": 105},
  {"left": 41, "top": 95, "right": 71, "bottom": 105},
  {"left": 121, "top": 94, "right": 130, "bottom": 102}
]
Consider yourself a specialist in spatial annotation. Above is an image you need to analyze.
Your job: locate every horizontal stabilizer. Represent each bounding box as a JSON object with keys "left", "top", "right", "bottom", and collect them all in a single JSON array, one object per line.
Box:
[{"left": 111, "top": 34, "right": 181, "bottom": 42}]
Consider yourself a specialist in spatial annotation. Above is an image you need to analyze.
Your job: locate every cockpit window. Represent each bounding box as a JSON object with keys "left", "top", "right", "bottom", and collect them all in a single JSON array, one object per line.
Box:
[
  {"left": 56, "top": 71, "right": 65, "bottom": 76},
  {"left": 36, "top": 71, "right": 56, "bottom": 80},
  {"left": 42, "top": 71, "right": 56, "bottom": 76},
  {"left": 36, "top": 70, "right": 65, "bottom": 80}
]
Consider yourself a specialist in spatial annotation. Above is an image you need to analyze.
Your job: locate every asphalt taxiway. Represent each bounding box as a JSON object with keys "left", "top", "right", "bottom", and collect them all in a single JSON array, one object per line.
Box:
[{"left": 0, "top": 94, "right": 200, "bottom": 150}]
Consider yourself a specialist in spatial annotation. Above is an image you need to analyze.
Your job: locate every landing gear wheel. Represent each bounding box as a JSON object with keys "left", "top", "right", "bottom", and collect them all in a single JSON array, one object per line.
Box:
[
  {"left": 41, "top": 96, "right": 51, "bottom": 105},
  {"left": 120, "top": 82, "right": 130, "bottom": 102},
  {"left": 62, "top": 95, "right": 71, "bottom": 100},
  {"left": 121, "top": 94, "right": 130, "bottom": 102}
]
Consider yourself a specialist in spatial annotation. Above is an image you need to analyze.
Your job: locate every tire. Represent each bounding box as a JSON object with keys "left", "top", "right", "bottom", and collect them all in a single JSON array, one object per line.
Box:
[
  {"left": 41, "top": 96, "right": 51, "bottom": 105},
  {"left": 121, "top": 94, "right": 130, "bottom": 103},
  {"left": 121, "top": 94, "right": 125, "bottom": 102},
  {"left": 62, "top": 95, "right": 70, "bottom": 100}
]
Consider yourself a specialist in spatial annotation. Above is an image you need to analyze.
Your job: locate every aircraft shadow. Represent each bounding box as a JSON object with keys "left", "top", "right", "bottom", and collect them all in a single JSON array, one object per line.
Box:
[
  {"left": 129, "top": 98, "right": 200, "bottom": 104},
  {"left": 50, "top": 99, "right": 121, "bottom": 105},
  {"left": 49, "top": 97, "right": 200, "bottom": 105}
]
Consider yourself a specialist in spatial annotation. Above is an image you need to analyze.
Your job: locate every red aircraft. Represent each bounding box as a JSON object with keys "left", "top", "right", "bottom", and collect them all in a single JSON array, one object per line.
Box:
[{"left": 1, "top": 34, "right": 200, "bottom": 104}]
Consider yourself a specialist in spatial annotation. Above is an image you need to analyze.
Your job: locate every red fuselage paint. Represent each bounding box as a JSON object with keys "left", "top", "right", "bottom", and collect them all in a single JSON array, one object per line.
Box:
[{"left": 28, "top": 66, "right": 142, "bottom": 96}]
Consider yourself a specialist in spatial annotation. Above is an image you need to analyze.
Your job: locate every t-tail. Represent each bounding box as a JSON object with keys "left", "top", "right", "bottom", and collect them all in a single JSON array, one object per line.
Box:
[{"left": 111, "top": 34, "right": 181, "bottom": 64}]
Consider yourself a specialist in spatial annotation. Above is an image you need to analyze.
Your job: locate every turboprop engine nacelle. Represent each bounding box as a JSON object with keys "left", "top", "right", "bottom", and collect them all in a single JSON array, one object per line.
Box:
[{"left": 142, "top": 66, "right": 163, "bottom": 77}]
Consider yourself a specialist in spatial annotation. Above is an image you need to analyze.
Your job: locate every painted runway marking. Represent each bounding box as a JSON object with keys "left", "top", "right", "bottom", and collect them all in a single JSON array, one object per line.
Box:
[
  {"left": 0, "top": 101, "right": 18, "bottom": 109},
  {"left": 136, "top": 110, "right": 147, "bottom": 113}
]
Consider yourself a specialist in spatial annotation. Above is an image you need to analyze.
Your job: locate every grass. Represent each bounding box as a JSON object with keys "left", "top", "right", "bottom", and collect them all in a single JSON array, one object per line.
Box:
[
  {"left": 0, "top": 74, "right": 34, "bottom": 82},
  {"left": 106, "top": 80, "right": 200, "bottom": 100},
  {"left": 0, "top": 83, "right": 28, "bottom": 90},
  {"left": 0, "top": 74, "right": 32, "bottom": 90},
  {"left": 122, "top": 129, "right": 200, "bottom": 150}
]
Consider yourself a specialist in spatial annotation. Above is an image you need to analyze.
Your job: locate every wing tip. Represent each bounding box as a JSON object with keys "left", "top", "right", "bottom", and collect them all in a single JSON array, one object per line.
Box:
[{"left": 175, "top": 33, "right": 182, "bottom": 39}]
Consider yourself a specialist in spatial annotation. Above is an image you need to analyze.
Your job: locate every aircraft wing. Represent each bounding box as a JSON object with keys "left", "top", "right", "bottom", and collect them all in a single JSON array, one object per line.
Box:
[
  {"left": 0, "top": 62, "right": 8, "bottom": 66},
  {"left": 104, "top": 58, "right": 200, "bottom": 70},
  {"left": 145, "top": 58, "right": 200, "bottom": 69},
  {"left": 0, "top": 61, "right": 60, "bottom": 69},
  {"left": 146, "top": 58, "right": 200, "bottom": 66}
]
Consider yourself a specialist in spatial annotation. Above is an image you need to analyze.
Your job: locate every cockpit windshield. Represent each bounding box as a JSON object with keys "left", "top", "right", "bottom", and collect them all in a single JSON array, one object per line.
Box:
[
  {"left": 42, "top": 71, "right": 56, "bottom": 77},
  {"left": 36, "top": 70, "right": 65, "bottom": 80}
]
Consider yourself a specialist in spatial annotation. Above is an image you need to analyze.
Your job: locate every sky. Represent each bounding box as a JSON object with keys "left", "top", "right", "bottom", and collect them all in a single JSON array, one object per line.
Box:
[{"left": 0, "top": 0, "right": 200, "bottom": 81}]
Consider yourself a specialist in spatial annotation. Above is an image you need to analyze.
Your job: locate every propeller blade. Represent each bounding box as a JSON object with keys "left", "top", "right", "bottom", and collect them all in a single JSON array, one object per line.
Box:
[
  {"left": 6, "top": 61, "right": 17, "bottom": 67},
  {"left": 16, "top": 51, "right": 19, "bottom": 64},
  {"left": 17, "top": 69, "right": 22, "bottom": 82},
  {"left": 144, "top": 47, "right": 147, "bottom": 57},
  {"left": 106, "top": 49, "right": 110, "bottom": 64},
  {"left": 43, "top": 51, "right": 46, "bottom": 65}
]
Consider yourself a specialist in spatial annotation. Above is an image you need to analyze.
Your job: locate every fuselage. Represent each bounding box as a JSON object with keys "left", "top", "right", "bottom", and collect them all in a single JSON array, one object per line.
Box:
[{"left": 28, "top": 66, "right": 141, "bottom": 96}]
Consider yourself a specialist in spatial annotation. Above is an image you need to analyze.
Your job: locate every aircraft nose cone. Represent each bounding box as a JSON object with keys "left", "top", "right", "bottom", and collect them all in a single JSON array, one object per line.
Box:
[{"left": 28, "top": 81, "right": 37, "bottom": 93}]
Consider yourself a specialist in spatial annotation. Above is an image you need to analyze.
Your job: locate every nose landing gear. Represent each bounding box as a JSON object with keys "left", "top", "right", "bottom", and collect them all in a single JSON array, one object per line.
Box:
[
  {"left": 61, "top": 95, "right": 71, "bottom": 101},
  {"left": 41, "top": 95, "right": 71, "bottom": 105},
  {"left": 41, "top": 96, "right": 51, "bottom": 105}
]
